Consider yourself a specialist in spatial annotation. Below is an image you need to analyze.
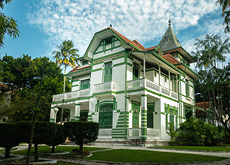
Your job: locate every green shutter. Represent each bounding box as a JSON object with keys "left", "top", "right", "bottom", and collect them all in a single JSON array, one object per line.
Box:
[
  {"left": 104, "top": 62, "right": 112, "bottom": 82},
  {"left": 186, "top": 79, "right": 189, "bottom": 97},
  {"left": 80, "top": 79, "right": 90, "bottom": 90}
]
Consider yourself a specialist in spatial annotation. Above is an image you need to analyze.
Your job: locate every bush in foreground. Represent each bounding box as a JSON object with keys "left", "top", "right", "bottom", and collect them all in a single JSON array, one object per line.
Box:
[
  {"left": 176, "top": 117, "right": 224, "bottom": 146},
  {"left": 0, "top": 123, "right": 20, "bottom": 158},
  {"left": 64, "top": 121, "right": 99, "bottom": 155}
]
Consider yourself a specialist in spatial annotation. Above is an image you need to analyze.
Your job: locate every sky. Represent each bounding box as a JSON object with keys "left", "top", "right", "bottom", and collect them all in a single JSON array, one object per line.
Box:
[{"left": 1, "top": 0, "right": 230, "bottom": 68}]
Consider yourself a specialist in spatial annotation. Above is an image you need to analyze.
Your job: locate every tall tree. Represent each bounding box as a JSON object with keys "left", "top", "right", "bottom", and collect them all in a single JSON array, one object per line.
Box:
[
  {"left": 192, "top": 34, "right": 230, "bottom": 134},
  {"left": 0, "top": 0, "right": 20, "bottom": 47},
  {"left": 216, "top": 0, "right": 230, "bottom": 33},
  {"left": 53, "top": 40, "right": 79, "bottom": 122}
]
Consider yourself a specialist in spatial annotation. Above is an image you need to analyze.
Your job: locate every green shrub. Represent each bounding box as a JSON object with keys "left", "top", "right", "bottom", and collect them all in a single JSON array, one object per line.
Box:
[
  {"left": 46, "top": 124, "right": 66, "bottom": 153},
  {"left": 176, "top": 117, "right": 224, "bottom": 146},
  {"left": 17, "top": 121, "right": 57, "bottom": 161},
  {"left": 0, "top": 123, "right": 20, "bottom": 158},
  {"left": 64, "top": 121, "right": 99, "bottom": 155}
]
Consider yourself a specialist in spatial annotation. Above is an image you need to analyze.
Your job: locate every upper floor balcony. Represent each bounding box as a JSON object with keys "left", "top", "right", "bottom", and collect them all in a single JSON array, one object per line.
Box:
[
  {"left": 52, "top": 88, "right": 90, "bottom": 102},
  {"left": 127, "top": 78, "right": 178, "bottom": 100},
  {"left": 93, "top": 81, "right": 116, "bottom": 98}
]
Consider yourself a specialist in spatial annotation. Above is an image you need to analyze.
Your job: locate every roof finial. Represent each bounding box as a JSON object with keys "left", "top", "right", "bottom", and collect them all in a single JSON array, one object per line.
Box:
[
  {"left": 168, "top": 12, "right": 171, "bottom": 27},
  {"left": 110, "top": 24, "right": 112, "bottom": 27}
]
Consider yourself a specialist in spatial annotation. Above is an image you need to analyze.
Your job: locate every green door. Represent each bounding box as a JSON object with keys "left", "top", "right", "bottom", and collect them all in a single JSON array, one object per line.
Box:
[
  {"left": 132, "top": 102, "right": 140, "bottom": 136},
  {"left": 147, "top": 103, "right": 155, "bottom": 128},
  {"left": 80, "top": 111, "right": 88, "bottom": 121}
]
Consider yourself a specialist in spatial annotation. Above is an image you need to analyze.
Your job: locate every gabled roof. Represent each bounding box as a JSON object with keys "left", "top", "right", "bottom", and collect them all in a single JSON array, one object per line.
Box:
[
  {"left": 69, "top": 65, "right": 91, "bottom": 73},
  {"left": 146, "top": 46, "right": 157, "bottom": 51},
  {"left": 161, "top": 54, "right": 180, "bottom": 65},
  {"left": 84, "top": 26, "right": 146, "bottom": 60}
]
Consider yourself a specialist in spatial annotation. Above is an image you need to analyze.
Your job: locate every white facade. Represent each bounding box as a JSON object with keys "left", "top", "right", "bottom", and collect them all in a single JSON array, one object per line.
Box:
[{"left": 50, "top": 26, "right": 198, "bottom": 143}]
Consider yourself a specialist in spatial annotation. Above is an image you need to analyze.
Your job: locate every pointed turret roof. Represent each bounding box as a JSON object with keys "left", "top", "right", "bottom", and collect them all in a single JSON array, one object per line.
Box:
[
  {"left": 159, "top": 19, "right": 181, "bottom": 52},
  {"left": 158, "top": 20, "right": 195, "bottom": 63}
]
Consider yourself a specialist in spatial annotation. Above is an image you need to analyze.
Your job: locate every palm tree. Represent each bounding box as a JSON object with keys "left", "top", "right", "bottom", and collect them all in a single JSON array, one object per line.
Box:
[
  {"left": 53, "top": 40, "right": 79, "bottom": 122},
  {"left": 216, "top": 0, "right": 230, "bottom": 33}
]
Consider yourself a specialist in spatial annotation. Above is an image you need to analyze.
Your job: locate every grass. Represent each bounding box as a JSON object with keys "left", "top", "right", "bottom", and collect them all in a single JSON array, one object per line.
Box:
[
  {"left": 12, "top": 145, "right": 105, "bottom": 155},
  {"left": 86, "top": 149, "right": 226, "bottom": 163},
  {"left": 1, "top": 145, "right": 228, "bottom": 164},
  {"left": 153, "top": 145, "right": 230, "bottom": 152}
]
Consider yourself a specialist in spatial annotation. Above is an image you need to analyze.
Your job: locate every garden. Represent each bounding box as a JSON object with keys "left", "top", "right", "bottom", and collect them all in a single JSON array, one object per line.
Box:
[{"left": 0, "top": 118, "right": 230, "bottom": 164}]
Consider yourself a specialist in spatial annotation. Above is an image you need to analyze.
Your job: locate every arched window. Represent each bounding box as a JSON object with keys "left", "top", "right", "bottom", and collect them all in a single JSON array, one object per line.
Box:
[{"left": 99, "top": 104, "right": 113, "bottom": 128}]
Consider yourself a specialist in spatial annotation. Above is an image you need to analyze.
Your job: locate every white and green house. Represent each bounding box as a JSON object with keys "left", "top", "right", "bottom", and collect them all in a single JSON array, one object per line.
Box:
[{"left": 50, "top": 23, "right": 199, "bottom": 143}]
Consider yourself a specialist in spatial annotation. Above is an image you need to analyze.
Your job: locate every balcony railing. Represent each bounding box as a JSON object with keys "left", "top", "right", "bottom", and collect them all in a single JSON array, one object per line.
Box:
[
  {"left": 127, "top": 128, "right": 160, "bottom": 139},
  {"left": 53, "top": 89, "right": 90, "bottom": 102},
  {"left": 127, "top": 78, "right": 178, "bottom": 99},
  {"left": 94, "top": 81, "right": 116, "bottom": 94},
  {"left": 127, "top": 128, "right": 141, "bottom": 139}
]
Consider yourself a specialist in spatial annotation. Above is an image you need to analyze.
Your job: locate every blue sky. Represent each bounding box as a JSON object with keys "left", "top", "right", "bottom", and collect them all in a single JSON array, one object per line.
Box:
[{"left": 1, "top": 0, "right": 229, "bottom": 67}]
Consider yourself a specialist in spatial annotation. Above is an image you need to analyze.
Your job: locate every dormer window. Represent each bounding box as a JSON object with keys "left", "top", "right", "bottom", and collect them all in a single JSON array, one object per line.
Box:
[
  {"left": 94, "top": 36, "right": 119, "bottom": 54},
  {"left": 82, "top": 60, "right": 88, "bottom": 65},
  {"left": 105, "top": 37, "right": 112, "bottom": 44}
]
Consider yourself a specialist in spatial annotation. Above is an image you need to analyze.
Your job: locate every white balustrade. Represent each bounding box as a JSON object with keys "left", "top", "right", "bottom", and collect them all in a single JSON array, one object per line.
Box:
[
  {"left": 94, "top": 81, "right": 116, "bottom": 93},
  {"left": 171, "top": 91, "right": 178, "bottom": 99},
  {"left": 127, "top": 78, "right": 178, "bottom": 100},
  {"left": 53, "top": 89, "right": 90, "bottom": 102},
  {"left": 127, "top": 128, "right": 141, "bottom": 139},
  {"left": 80, "top": 88, "right": 90, "bottom": 97},
  {"left": 161, "top": 86, "right": 170, "bottom": 96},
  {"left": 127, "top": 79, "right": 144, "bottom": 89},
  {"left": 146, "top": 79, "right": 160, "bottom": 91}
]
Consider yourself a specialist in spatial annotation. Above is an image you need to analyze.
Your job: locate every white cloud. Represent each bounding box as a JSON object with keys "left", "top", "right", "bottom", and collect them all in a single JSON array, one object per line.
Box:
[{"left": 27, "top": 0, "right": 222, "bottom": 58}]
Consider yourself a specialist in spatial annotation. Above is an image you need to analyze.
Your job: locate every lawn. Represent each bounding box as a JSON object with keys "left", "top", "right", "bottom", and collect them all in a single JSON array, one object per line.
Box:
[
  {"left": 1, "top": 145, "right": 227, "bottom": 164},
  {"left": 153, "top": 145, "right": 230, "bottom": 152},
  {"left": 86, "top": 149, "right": 226, "bottom": 163}
]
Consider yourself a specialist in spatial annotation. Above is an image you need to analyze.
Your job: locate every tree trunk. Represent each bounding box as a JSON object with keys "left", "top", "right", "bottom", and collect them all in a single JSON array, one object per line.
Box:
[
  {"left": 5, "top": 147, "right": 11, "bottom": 158},
  {"left": 61, "top": 66, "right": 67, "bottom": 123},
  {"left": 79, "top": 141, "right": 83, "bottom": 155},
  {"left": 26, "top": 112, "right": 36, "bottom": 165},
  {"left": 52, "top": 144, "right": 55, "bottom": 153},
  {"left": 34, "top": 143, "right": 38, "bottom": 162}
]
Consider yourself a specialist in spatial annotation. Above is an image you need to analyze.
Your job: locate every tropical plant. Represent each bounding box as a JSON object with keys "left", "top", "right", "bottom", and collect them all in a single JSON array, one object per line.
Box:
[
  {"left": 0, "top": 0, "right": 19, "bottom": 47},
  {"left": 64, "top": 121, "right": 99, "bottom": 155},
  {"left": 176, "top": 117, "right": 224, "bottom": 146},
  {"left": 216, "top": 0, "right": 230, "bottom": 33},
  {"left": 192, "top": 34, "right": 230, "bottom": 134},
  {"left": 166, "top": 122, "right": 178, "bottom": 144},
  {"left": 53, "top": 40, "right": 79, "bottom": 122}
]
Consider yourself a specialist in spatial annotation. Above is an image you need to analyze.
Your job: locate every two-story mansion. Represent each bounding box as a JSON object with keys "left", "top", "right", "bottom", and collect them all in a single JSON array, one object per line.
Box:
[{"left": 50, "top": 22, "right": 198, "bottom": 142}]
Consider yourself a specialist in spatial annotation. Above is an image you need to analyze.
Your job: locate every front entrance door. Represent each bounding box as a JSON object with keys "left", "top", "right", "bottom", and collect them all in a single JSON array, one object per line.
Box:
[
  {"left": 147, "top": 103, "right": 155, "bottom": 128},
  {"left": 132, "top": 102, "right": 140, "bottom": 136}
]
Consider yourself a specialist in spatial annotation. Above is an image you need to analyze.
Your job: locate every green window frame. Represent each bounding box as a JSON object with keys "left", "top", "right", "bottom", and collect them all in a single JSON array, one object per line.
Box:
[
  {"left": 104, "top": 62, "right": 112, "bottom": 82},
  {"left": 133, "top": 62, "right": 140, "bottom": 80},
  {"left": 80, "top": 79, "right": 90, "bottom": 90},
  {"left": 186, "top": 79, "right": 189, "bottom": 97},
  {"left": 94, "top": 36, "right": 118, "bottom": 54},
  {"left": 82, "top": 60, "right": 88, "bottom": 65},
  {"left": 99, "top": 104, "right": 113, "bottom": 128}
]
